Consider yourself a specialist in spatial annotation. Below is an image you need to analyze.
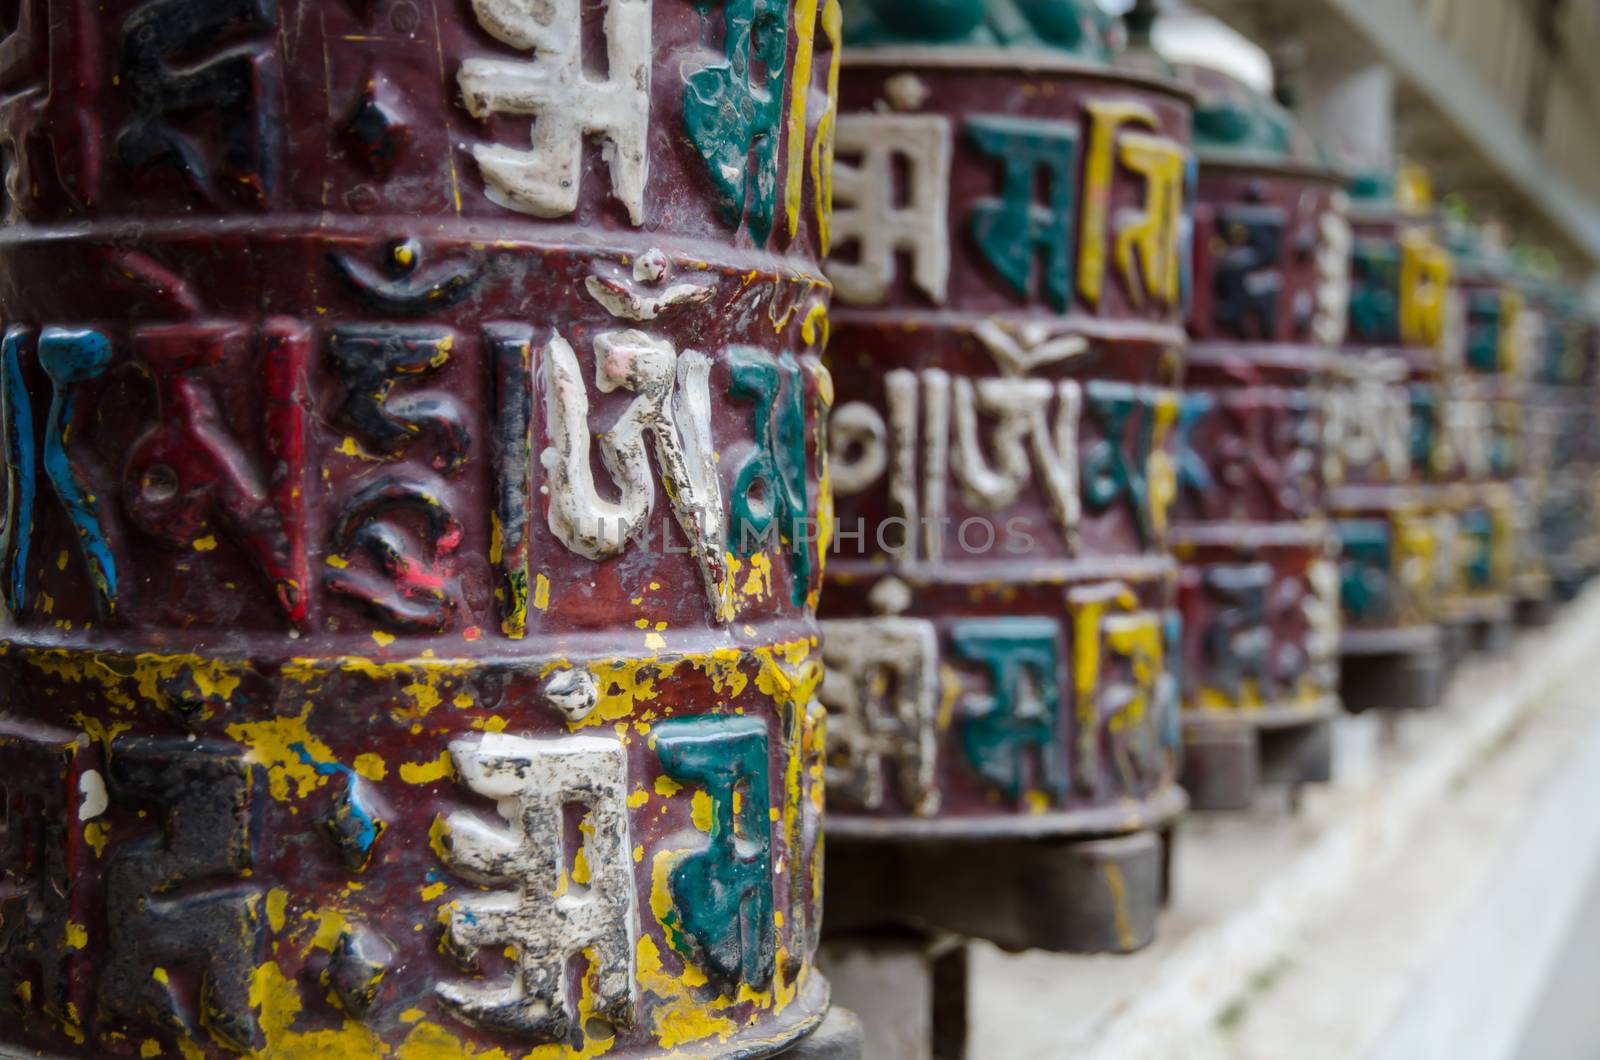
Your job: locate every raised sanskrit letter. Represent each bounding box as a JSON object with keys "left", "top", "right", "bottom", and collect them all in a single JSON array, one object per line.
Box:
[
  {"left": 116, "top": 0, "right": 279, "bottom": 203},
  {"left": 459, "top": 0, "right": 651, "bottom": 223},
  {"left": 819, "top": 616, "right": 941, "bottom": 815},
  {"left": 38, "top": 328, "right": 115, "bottom": 619},
  {"left": 829, "top": 114, "right": 952, "bottom": 306},
  {"left": 436, "top": 733, "right": 638, "bottom": 1039},
  {"left": 1213, "top": 199, "right": 1286, "bottom": 338},
  {"left": 728, "top": 347, "right": 812, "bottom": 607},
  {"left": 327, "top": 325, "right": 469, "bottom": 473},
  {"left": 683, "top": 0, "right": 789, "bottom": 242},
  {"left": 544, "top": 329, "right": 731, "bottom": 618},
  {"left": 655, "top": 716, "right": 775, "bottom": 990},
  {"left": 950, "top": 618, "right": 1066, "bottom": 802},
  {"left": 1399, "top": 231, "right": 1450, "bottom": 349},
  {"left": 1114, "top": 129, "right": 1187, "bottom": 308},
  {"left": 1, "top": 328, "right": 36, "bottom": 615},
  {"left": 967, "top": 116, "right": 1079, "bottom": 311},
  {"left": 951, "top": 376, "right": 1082, "bottom": 545},
  {"left": 101, "top": 740, "right": 265, "bottom": 1052},
  {"left": 124, "top": 321, "right": 310, "bottom": 627},
  {"left": 1070, "top": 584, "right": 1171, "bottom": 797},
  {"left": 1079, "top": 101, "right": 1154, "bottom": 306},
  {"left": 0, "top": 722, "right": 92, "bottom": 1031}
]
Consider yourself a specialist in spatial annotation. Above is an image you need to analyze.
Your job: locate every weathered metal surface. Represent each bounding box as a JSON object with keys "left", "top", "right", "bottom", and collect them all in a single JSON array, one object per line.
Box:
[
  {"left": 1329, "top": 174, "right": 1451, "bottom": 711},
  {"left": 0, "top": 2, "right": 839, "bottom": 1057},
  {"left": 818, "top": 0, "right": 1190, "bottom": 953},
  {"left": 1171, "top": 67, "right": 1345, "bottom": 809}
]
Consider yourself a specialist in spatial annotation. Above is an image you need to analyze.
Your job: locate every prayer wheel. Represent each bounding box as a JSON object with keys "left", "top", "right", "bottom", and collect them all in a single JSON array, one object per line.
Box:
[
  {"left": 1329, "top": 172, "right": 1452, "bottom": 712},
  {"left": 1171, "top": 68, "right": 1346, "bottom": 810},
  {"left": 0, "top": 1, "right": 841, "bottom": 1056},
  {"left": 1430, "top": 219, "right": 1519, "bottom": 658},
  {"left": 819, "top": 0, "right": 1191, "bottom": 954}
]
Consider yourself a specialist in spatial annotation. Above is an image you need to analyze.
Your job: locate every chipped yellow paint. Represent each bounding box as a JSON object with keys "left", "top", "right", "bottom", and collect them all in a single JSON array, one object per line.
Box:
[
  {"left": 399, "top": 1008, "right": 426, "bottom": 1025},
  {"left": 636, "top": 936, "right": 737, "bottom": 1050},
  {"left": 395, "top": 1022, "right": 511, "bottom": 1060},
  {"left": 25, "top": 648, "right": 244, "bottom": 717},
  {"left": 226, "top": 707, "right": 338, "bottom": 801},
  {"left": 690, "top": 790, "right": 715, "bottom": 833},
  {"left": 84, "top": 821, "right": 109, "bottom": 858},
  {"left": 421, "top": 882, "right": 447, "bottom": 902},
  {"left": 140, "top": 1039, "right": 162, "bottom": 1058},
  {"left": 428, "top": 816, "right": 453, "bottom": 864},
  {"left": 249, "top": 959, "right": 387, "bottom": 1059},
  {"left": 325, "top": 554, "right": 350, "bottom": 569},
  {"left": 192, "top": 535, "right": 219, "bottom": 552},
  {"left": 627, "top": 787, "right": 650, "bottom": 810},
  {"left": 64, "top": 921, "right": 87, "bottom": 949},
  {"left": 578, "top": 656, "right": 667, "bottom": 729},
  {"left": 371, "top": 630, "right": 396, "bottom": 647},
  {"left": 752, "top": 640, "right": 823, "bottom": 710},
  {"left": 399, "top": 751, "right": 454, "bottom": 786},
  {"left": 353, "top": 754, "right": 388, "bottom": 782},
  {"left": 266, "top": 889, "right": 289, "bottom": 933},
  {"left": 654, "top": 775, "right": 682, "bottom": 798},
  {"left": 634, "top": 844, "right": 645, "bottom": 863},
  {"left": 337, "top": 436, "right": 385, "bottom": 461},
  {"left": 534, "top": 573, "right": 551, "bottom": 611},
  {"left": 1023, "top": 791, "right": 1051, "bottom": 815},
  {"left": 56, "top": 550, "right": 68, "bottom": 571}
]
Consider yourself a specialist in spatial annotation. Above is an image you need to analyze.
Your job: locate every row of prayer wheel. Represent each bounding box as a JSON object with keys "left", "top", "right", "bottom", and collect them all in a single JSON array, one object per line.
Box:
[{"left": 0, "top": 1, "right": 1595, "bottom": 1057}]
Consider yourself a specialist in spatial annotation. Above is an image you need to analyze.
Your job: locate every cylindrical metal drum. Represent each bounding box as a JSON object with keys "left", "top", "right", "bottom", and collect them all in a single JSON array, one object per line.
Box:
[
  {"left": 1430, "top": 220, "right": 1519, "bottom": 657},
  {"left": 0, "top": 2, "right": 839, "bottom": 1057},
  {"left": 1171, "top": 69, "right": 1346, "bottom": 811},
  {"left": 1329, "top": 173, "right": 1452, "bottom": 712},
  {"left": 819, "top": 0, "right": 1191, "bottom": 954}
]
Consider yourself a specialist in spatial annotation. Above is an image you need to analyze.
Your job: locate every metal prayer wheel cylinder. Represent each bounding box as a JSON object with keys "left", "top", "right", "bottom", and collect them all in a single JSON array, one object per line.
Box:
[
  {"left": 1429, "top": 222, "right": 1520, "bottom": 655},
  {"left": 818, "top": 1, "right": 1190, "bottom": 954},
  {"left": 1170, "top": 69, "right": 1345, "bottom": 811},
  {"left": 0, "top": 2, "right": 841, "bottom": 1057},
  {"left": 1328, "top": 176, "right": 1451, "bottom": 712}
]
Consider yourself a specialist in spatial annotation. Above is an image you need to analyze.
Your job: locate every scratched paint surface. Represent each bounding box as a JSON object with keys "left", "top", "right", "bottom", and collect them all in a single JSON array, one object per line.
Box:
[
  {"left": 819, "top": 6, "right": 1190, "bottom": 841},
  {"left": 1173, "top": 68, "right": 1345, "bottom": 733},
  {"left": 0, "top": 0, "right": 837, "bottom": 1057}
]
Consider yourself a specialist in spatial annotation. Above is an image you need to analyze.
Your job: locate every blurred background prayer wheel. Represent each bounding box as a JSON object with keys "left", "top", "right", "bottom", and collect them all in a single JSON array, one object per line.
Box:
[
  {"left": 1516, "top": 266, "right": 1597, "bottom": 612},
  {"left": 1329, "top": 170, "right": 1452, "bottom": 713},
  {"left": 1429, "top": 216, "right": 1520, "bottom": 660},
  {"left": 1170, "top": 68, "right": 1346, "bottom": 811},
  {"left": 818, "top": 0, "right": 1191, "bottom": 955},
  {"left": 0, "top": 1, "right": 843, "bottom": 1056}
]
